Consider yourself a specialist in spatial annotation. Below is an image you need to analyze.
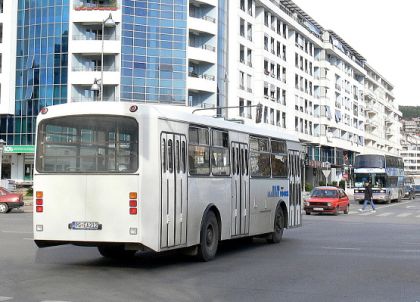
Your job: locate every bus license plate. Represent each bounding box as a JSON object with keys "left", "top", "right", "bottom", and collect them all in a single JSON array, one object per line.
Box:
[
  {"left": 69, "top": 221, "right": 101, "bottom": 230},
  {"left": 313, "top": 208, "right": 324, "bottom": 211}
]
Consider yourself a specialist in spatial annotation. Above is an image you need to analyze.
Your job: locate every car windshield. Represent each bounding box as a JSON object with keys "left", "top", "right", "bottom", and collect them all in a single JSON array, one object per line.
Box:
[{"left": 311, "top": 189, "right": 338, "bottom": 198}]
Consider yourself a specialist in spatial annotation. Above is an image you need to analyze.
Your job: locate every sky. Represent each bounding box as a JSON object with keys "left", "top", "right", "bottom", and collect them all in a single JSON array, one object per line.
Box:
[{"left": 292, "top": 0, "right": 420, "bottom": 107}]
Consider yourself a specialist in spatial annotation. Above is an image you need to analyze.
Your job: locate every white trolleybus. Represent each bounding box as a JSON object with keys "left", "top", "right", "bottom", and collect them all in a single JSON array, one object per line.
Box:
[
  {"left": 353, "top": 154, "right": 404, "bottom": 204},
  {"left": 33, "top": 102, "right": 303, "bottom": 261}
]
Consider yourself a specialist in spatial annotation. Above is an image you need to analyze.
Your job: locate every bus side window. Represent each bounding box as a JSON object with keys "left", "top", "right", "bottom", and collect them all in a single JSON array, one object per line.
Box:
[
  {"left": 162, "top": 138, "right": 166, "bottom": 172},
  {"left": 245, "top": 149, "right": 249, "bottom": 175},
  {"left": 236, "top": 147, "right": 240, "bottom": 175},
  {"left": 176, "top": 140, "right": 180, "bottom": 173},
  {"left": 241, "top": 149, "right": 245, "bottom": 176},
  {"left": 181, "top": 141, "right": 186, "bottom": 173},
  {"left": 232, "top": 147, "right": 236, "bottom": 175},
  {"left": 168, "top": 139, "right": 173, "bottom": 173}
]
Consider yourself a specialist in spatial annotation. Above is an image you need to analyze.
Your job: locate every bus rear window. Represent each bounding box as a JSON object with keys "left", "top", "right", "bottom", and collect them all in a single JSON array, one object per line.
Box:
[{"left": 36, "top": 115, "right": 138, "bottom": 173}]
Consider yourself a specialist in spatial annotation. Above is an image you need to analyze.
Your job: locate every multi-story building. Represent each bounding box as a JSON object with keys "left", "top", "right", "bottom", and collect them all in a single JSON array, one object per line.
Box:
[
  {"left": 363, "top": 64, "right": 401, "bottom": 155},
  {"left": 0, "top": 0, "right": 402, "bottom": 187},
  {"left": 400, "top": 134, "right": 420, "bottom": 176},
  {"left": 402, "top": 118, "right": 420, "bottom": 136},
  {"left": 227, "top": 0, "right": 367, "bottom": 185}
]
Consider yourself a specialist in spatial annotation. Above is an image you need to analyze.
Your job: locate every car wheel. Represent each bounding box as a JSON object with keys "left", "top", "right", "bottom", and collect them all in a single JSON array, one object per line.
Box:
[
  {"left": 197, "top": 211, "right": 219, "bottom": 262},
  {"left": 334, "top": 206, "right": 339, "bottom": 216},
  {"left": 97, "top": 245, "right": 136, "bottom": 259},
  {"left": 0, "top": 203, "right": 9, "bottom": 214},
  {"left": 305, "top": 211, "right": 311, "bottom": 215},
  {"left": 344, "top": 204, "right": 349, "bottom": 214},
  {"left": 267, "top": 206, "right": 284, "bottom": 244}
]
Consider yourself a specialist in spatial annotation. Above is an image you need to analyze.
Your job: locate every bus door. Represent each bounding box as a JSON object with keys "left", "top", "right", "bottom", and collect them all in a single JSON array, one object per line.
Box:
[
  {"left": 231, "top": 142, "right": 250, "bottom": 236},
  {"left": 160, "top": 133, "right": 188, "bottom": 249},
  {"left": 288, "top": 150, "right": 302, "bottom": 227}
]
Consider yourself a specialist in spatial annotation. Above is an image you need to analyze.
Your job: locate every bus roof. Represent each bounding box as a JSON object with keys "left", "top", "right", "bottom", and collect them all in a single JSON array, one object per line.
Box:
[{"left": 37, "top": 102, "right": 301, "bottom": 143}]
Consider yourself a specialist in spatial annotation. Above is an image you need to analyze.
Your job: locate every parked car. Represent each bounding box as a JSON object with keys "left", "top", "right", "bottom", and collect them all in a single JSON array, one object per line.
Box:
[
  {"left": 304, "top": 186, "right": 350, "bottom": 215},
  {"left": 0, "top": 187, "right": 24, "bottom": 213}
]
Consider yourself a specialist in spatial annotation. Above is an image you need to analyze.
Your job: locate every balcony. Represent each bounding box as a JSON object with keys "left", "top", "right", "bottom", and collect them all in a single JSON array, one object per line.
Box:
[{"left": 74, "top": 0, "right": 118, "bottom": 11}]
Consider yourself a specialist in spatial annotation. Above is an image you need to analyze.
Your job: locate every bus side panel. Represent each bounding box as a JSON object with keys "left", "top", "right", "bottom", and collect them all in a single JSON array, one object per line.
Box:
[
  {"left": 187, "top": 177, "right": 231, "bottom": 246},
  {"left": 34, "top": 175, "right": 87, "bottom": 242},
  {"left": 249, "top": 179, "right": 289, "bottom": 235}
]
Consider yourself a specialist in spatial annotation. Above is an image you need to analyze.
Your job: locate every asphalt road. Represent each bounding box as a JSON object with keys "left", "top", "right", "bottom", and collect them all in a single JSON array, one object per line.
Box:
[{"left": 1, "top": 197, "right": 420, "bottom": 302}]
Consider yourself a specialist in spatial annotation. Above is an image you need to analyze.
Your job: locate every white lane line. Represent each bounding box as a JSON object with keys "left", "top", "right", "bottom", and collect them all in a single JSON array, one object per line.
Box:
[
  {"left": 359, "top": 211, "right": 375, "bottom": 216},
  {"left": 41, "top": 300, "right": 72, "bottom": 302},
  {"left": 396, "top": 213, "right": 412, "bottom": 218},
  {"left": 322, "top": 247, "right": 361, "bottom": 251},
  {"left": 416, "top": 215, "right": 420, "bottom": 218},
  {"left": 1, "top": 230, "right": 32, "bottom": 234},
  {"left": 23, "top": 238, "right": 33, "bottom": 240},
  {"left": 0, "top": 297, "right": 13, "bottom": 301},
  {"left": 376, "top": 212, "right": 392, "bottom": 217},
  {"left": 375, "top": 200, "right": 413, "bottom": 210}
]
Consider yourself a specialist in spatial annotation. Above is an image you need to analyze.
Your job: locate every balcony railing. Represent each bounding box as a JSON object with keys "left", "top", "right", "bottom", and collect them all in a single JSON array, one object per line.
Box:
[
  {"left": 189, "top": 42, "right": 216, "bottom": 52},
  {"left": 188, "top": 72, "right": 215, "bottom": 81},
  {"left": 72, "top": 96, "right": 119, "bottom": 102},
  {"left": 74, "top": 0, "right": 118, "bottom": 11},
  {"left": 72, "top": 34, "right": 119, "bottom": 41},
  {"left": 72, "top": 65, "right": 117, "bottom": 72},
  {"left": 189, "top": 14, "right": 216, "bottom": 23}
]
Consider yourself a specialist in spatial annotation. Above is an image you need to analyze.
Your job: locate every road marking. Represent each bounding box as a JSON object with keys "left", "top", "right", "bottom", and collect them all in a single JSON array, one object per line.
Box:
[
  {"left": 376, "top": 212, "right": 392, "bottom": 217},
  {"left": 396, "top": 213, "right": 412, "bottom": 218},
  {"left": 0, "top": 297, "right": 13, "bottom": 302},
  {"left": 1, "top": 230, "right": 32, "bottom": 235},
  {"left": 23, "top": 238, "right": 33, "bottom": 240},
  {"left": 322, "top": 247, "right": 361, "bottom": 251},
  {"left": 400, "top": 250, "right": 420, "bottom": 253},
  {"left": 375, "top": 200, "right": 413, "bottom": 210},
  {"left": 359, "top": 211, "right": 375, "bottom": 216},
  {"left": 406, "top": 206, "right": 416, "bottom": 209}
]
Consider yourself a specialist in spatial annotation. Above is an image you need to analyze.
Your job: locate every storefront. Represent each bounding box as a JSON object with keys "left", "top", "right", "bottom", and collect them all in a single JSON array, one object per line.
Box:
[{"left": 2, "top": 145, "right": 34, "bottom": 186}]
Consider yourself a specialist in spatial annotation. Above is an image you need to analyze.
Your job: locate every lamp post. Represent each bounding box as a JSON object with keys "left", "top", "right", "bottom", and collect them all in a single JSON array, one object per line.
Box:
[
  {"left": 91, "top": 13, "right": 115, "bottom": 102},
  {"left": 0, "top": 139, "right": 5, "bottom": 183}
]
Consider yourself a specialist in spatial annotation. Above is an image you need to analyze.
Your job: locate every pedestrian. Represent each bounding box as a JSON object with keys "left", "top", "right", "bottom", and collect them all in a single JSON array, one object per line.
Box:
[{"left": 359, "top": 182, "right": 376, "bottom": 212}]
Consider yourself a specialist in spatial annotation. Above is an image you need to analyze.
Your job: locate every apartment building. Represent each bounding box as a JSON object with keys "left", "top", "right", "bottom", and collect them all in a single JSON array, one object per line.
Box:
[
  {"left": 400, "top": 134, "right": 420, "bottom": 176},
  {"left": 363, "top": 64, "right": 402, "bottom": 155},
  {"left": 227, "top": 0, "right": 367, "bottom": 185},
  {"left": 0, "top": 0, "right": 402, "bottom": 186}
]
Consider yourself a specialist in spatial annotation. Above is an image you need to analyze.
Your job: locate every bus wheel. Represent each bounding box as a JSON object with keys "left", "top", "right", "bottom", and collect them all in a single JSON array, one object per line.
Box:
[
  {"left": 197, "top": 211, "right": 219, "bottom": 262},
  {"left": 97, "top": 245, "right": 136, "bottom": 260},
  {"left": 267, "top": 206, "right": 284, "bottom": 244}
]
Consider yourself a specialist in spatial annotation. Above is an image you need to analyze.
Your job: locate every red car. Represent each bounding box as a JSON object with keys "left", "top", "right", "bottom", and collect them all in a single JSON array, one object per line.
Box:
[
  {"left": 0, "top": 187, "right": 24, "bottom": 213},
  {"left": 304, "top": 186, "right": 350, "bottom": 215}
]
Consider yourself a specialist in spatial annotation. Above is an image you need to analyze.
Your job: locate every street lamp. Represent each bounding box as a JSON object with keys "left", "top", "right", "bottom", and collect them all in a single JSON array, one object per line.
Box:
[
  {"left": 92, "top": 13, "right": 115, "bottom": 102},
  {"left": 0, "top": 139, "right": 5, "bottom": 183}
]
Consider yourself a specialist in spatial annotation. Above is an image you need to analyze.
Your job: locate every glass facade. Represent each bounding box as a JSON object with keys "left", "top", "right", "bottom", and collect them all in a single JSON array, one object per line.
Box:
[
  {"left": 121, "top": 0, "right": 187, "bottom": 104},
  {"left": 0, "top": 0, "right": 69, "bottom": 145}
]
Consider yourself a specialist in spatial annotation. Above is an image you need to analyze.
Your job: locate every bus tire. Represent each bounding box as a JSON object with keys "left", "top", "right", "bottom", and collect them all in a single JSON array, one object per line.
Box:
[
  {"left": 97, "top": 245, "right": 136, "bottom": 260},
  {"left": 197, "top": 211, "right": 219, "bottom": 262},
  {"left": 267, "top": 206, "right": 284, "bottom": 244}
]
